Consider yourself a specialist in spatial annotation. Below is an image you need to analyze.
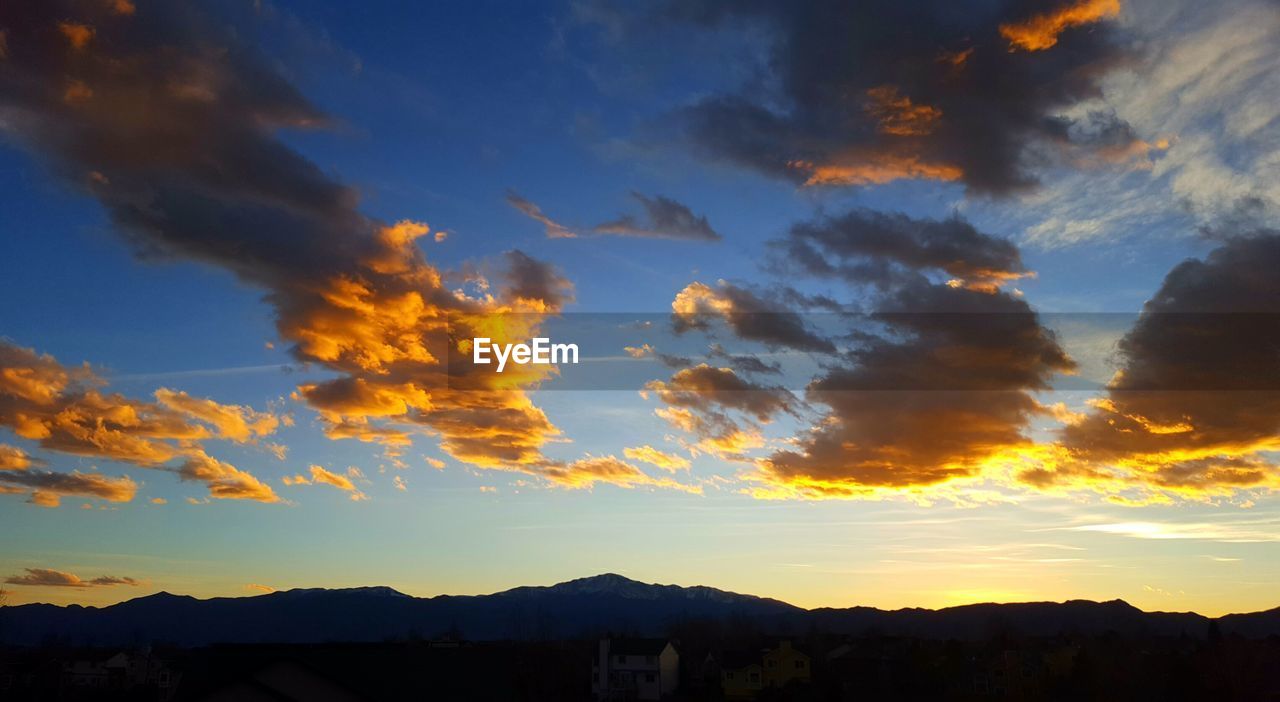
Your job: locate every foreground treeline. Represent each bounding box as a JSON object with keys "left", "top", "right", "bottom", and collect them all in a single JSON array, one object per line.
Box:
[{"left": 1, "top": 620, "right": 1278, "bottom": 701}]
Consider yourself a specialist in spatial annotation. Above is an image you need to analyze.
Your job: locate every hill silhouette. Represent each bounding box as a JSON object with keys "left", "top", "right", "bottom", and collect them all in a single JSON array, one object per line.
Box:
[{"left": 2, "top": 573, "right": 1273, "bottom": 646}]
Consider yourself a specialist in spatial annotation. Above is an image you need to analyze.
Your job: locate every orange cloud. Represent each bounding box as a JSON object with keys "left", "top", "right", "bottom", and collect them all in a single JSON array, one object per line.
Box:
[
  {"left": 154, "top": 388, "right": 280, "bottom": 442},
  {"left": 624, "top": 445, "right": 691, "bottom": 473},
  {"left": 1047, "top": 234, "right": 1280, "bottom": 504},
  {"left": 1000, "top": 0, "right": 1121, "bottom": 52},
  {"left": 646, "top": 365, "right": 794, "bottom": 461},
  {"left": 63, "top": 79, "right": 93, "bottom": 103},
  {"left": 624, "top": 344, "right": 655, "bottom": 359},
  {"left": 864, "top": 85, "right": 943, "bottom": 137},
  {"left": 0, "top": 342, "right": 280, "bottom": 503},
  {"left": 5, "top": 567, "right": 139, "bottom": 588},
  {"left": 790, "top": 151, "right": 963, "bottom": 187},
  {"left": 283, "top": 464, "right": 368, "bottom": 501},
  {"left": 539, "top": 455, "right": 701, "bottom": 493},
  {"left": 57, "top": 21, "right": 94, "bottom": 50},
  {"left": 177, "top": 452, "right": 279, "bottom": 503},
  {"left": 0, "top": 3, "right": 691, "bottom": 496},
  {"left": 0, "top": 442, "right": 137, "bottom": 507}
]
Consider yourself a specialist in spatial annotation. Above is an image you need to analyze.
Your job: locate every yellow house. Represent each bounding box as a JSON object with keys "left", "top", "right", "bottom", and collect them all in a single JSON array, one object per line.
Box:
[
  {"left": 720, "top": 656, "right": 763, "bottom": 699},
  {"left": 721, "top": 641, "right": 811, "bottom": 698},
  {"left": 762, "top": 641, "right": 811, "bottom": 688}
]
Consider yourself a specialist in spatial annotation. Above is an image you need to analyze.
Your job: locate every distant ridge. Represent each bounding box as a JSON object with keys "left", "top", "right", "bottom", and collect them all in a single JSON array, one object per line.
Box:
[{"left": 1, "top": 573, "right": 1272, "bottom": 647}]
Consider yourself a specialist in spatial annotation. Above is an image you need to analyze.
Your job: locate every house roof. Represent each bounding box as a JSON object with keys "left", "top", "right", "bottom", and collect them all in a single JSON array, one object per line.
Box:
[
  {"left": 719, "top": 650, "right": 762, "bottom": 670},
  {"left": 610, "top": 638, "right": 671, "bottom": 656}
]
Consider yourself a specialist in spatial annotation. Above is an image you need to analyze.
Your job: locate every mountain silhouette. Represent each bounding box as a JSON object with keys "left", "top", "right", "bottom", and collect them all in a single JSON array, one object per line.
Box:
[{"left": 1, "top": 573, "right": 1272, "bottom": 646}]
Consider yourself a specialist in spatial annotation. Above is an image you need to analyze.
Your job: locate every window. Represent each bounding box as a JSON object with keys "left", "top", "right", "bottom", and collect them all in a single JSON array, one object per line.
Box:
[
  {"left": 749, "top": 672, "right": 760, "bottom": 683},
  {"left": 796, "top": 660, "right": 806, "bottom": 669},
  {"left": 768, "top": 659, "right": 776, "bottom": 667},
  {"left": 645, "top": 655, "right": 656, "bottom": 664},
  {"left": 616, "top": 655, "right": 626, "bottom": 665},
  {"left": 645, "top": 672, "right": 655, "bottom": 683},
  {"left": 726, "top": 672, "right": 735, "bottom": 681}
]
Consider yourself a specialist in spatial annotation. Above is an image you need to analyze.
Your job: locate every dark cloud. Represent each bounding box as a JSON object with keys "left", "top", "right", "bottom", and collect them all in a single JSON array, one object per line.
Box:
[
  {"left": 781, "top": 209, "right": 1030, "bottom": 291},
  {"left": 661, "top": 208, "right": 1072, "bottom": 495},
  {"left": 762, "top": 279, "right": 1073, "bottom": 493},
  {"left": 672, "top": 281, "right": 836, "bottom": 353},
  {"left": 506, "top": 191, "right": 577, "bottom": 239},
  {"left": 657, "top": 353, "right": 694, "bottom": 369},
  {"left": 762, "top": 208, "right": 1071, "bottom": 490},
  {"left": 646, "top": 364, "right": 794, "bottom": 422},
  {"left": 595, "top": 192, "right": 721, "bottom": 241},
  {"left": 646, "top": 364, "right": 796, "bottom": 459},
  {"left": 642, "top": 0, "right": 1129, "bottom": 193},
  {"left": 1054, "top": 231, "right": 1280, "bottom": 496},
  {"left": 707, "top": 343, "right": 781, "bottom": 376},
  {"left": 500, "top": 250, "right": 575, "bottom": 311},
  {"left": 0, "top": 465, "right": 137, "bottom": 508},
  {"left": 510, "top": 190, "right": 721, "bottom": 242},
  {"left": 0, "top": 0, "right": 371, "bottom": 288}
]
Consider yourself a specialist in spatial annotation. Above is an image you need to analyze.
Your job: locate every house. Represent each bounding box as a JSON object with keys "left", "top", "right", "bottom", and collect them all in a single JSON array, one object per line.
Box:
[
  {"left": 762, "top": 640, "right": 810, "bottom": 688},
  {"left": 719, "top": 641, "right": 811, "bottom": 699},
  {"left": 719, "top": 650, "right": 764, "bottom": 699},
  {"left": 592, "top": 638, "right": 679, "bottom": 700}
]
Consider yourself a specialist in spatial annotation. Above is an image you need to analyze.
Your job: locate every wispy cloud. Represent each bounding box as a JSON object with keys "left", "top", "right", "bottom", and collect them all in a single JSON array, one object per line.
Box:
[{"left": 1064, "top": 520, "right": 1280, "bottom": 542}]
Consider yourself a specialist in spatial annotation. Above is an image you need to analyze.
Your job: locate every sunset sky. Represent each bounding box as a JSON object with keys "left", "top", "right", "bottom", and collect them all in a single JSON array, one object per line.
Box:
[{"left": 1, "top": 0, "right": 1279, "bottom": 617}]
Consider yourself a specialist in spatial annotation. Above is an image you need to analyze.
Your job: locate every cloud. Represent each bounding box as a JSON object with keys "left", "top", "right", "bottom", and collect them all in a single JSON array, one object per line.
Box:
[
  {"left": 0, "top": 342, "right": 279, "bottom": 503},
  {"left": 645, "top": 0, "right": 1129, "bottom": 193},
  {"left": 499, "top": 250, "right": 575, "bottom": 312},
  {"left": 282, "top": 464, "right": 368, "bottom": 501},
  {"left": 1065, "top": 520, "right": 1280, "bottom": 543},
  {"left": 2, "top": 443, "right": 140, "bottom": 509},
  {"left": 176, "top": 452, "right": 279, "bottom": 503},
  {"left": 624, "top": 344, "right": 655, "bottom": 358},
  {"left": 245, "top": 583, "right": 275, "bottom": 594},
  {"left": 1006, "top": 0, "right": 1280, "bottom": 247},
  {"left": 0, "top": 444, "right": 37, "bottom": 471},
  {"left": 672, "top": 281, "right": 835, "bottom": 353},
  {"left": 594, "top": 192, "right": 721, "bottom": 241},
  {"left": 0, "top": 2, "right": 584, "bottom": 487},
  {"left": 779, "top": 209, "right": 1032, "bottom": 291},
  {"left": 658, "top": 210, "right": 1074, "bottom": 498},
  {"left": 506, "top": 191, "right": 577, "bottom": 238},
  {"left": 757, "top": 282, "right": 1074, "bottom": 496},
  {"left": 539, "top": 455, "right": 701, "bottom": 492},
  {"left": 623, "top": 445, "right": 691, "bottom": 472},
  {"left": 646, "top": 365, "right": 794, "bottom": 423},
  {"left": 645, "top": 364, "right": 795, "bottom": 459},
  {"left": 706, "top": 343, "right": 781, "bottom": 376},
  {"left": 0, "top": 448, "right": 137, "bottom": 508},
  {"left": 0, "top": 470, "right": 136, "bottom": 509},
  {"left": 154, "top": 389, "right": 279, "bottom": 443},
  {"left": 511, "top": 190, "right": 721, "bottom": 242},
  {"left": 1000, "top": 0, "right": 1121, "bottom": 52},
  {"left": 1049, "top": 231, "right": 1280, "bottom": 500},
  {"left": 5, "top": 568, "right": 139, "bottom": 588}
]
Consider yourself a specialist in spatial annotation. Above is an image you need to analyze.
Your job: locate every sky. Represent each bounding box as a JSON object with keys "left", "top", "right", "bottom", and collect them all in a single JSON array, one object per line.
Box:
[{"left": 1, "top": 0, "right": 1279, "bottom": 617}]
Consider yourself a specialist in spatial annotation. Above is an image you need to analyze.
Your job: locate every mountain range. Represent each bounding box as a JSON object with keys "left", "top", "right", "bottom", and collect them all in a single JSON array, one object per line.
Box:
[{"left": 2, "top": 573, "right": 1276, "bottom": 647}]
